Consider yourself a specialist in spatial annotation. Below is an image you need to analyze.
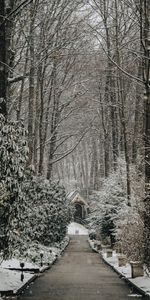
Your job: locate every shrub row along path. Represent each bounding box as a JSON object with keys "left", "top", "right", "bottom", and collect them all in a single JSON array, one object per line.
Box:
[{"left": 19, "top": 236, "right": 141, "bottom": 300}]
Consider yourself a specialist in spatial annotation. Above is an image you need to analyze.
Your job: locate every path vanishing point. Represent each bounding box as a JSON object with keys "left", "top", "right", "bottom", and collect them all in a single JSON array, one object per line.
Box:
[{"left": 18, "top": 236, "right": 143, "bottom": 300}]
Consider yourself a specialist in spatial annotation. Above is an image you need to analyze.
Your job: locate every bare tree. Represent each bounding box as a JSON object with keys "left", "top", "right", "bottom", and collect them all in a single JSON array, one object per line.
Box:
[
  {"left": 139, "top": 0, "right": 150, "bottom": 266},
  {"left": 0, "top": 0, "right": 7, "bottom": 117}
]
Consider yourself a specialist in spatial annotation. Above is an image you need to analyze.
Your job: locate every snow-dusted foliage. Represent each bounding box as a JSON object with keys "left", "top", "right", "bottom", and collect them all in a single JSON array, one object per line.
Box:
[
  {"left": 9, "top": 176, "right": 72, "bottom": 255},
  {"left": 87, "top": 168, "right": 127, "bottom": 245},
  {"left": 116, "top": 208, "right": 144, "bottom": 261},
  {"left": 0, "top": 115, "right": 28, "bottom": 254},
  {"left": 0, "top": 115, "right": 71, "bottom": 257},
  {"left": 87, "top": 159, "right": 144, "bottom": 260}
]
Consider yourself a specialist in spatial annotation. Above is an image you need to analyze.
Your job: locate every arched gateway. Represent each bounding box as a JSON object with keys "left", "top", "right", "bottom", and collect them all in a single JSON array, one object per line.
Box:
[{"left": 67, "top": 191, "right": 89, "bottom": 223}]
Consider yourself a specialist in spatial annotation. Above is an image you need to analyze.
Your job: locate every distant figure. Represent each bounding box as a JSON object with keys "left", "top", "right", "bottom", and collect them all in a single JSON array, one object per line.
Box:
[{"left": 75, "top": 230, "right": 79, "bottom": 235}]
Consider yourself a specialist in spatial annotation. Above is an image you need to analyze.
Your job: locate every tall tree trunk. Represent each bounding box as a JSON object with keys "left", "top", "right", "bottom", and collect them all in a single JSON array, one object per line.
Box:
[
  {"left": 28, "top": 2, "right": 35, "bottom": 165},
  {"left": 132, "top": 60, "right": 143, "bottom": 163},
  {"left": 38, "top": 71, "right": 45, "bottom": 175},
  {"left": 0, "top": 0, "right": 7, "bottom": 117},
  {"left": 17, "top": 47, "right": 29, "bottom": 120},
  {"left": 90, "top": 141, "right": 95, "bottom": 189},
  {"left": 110, "top": 73, "right": 119, "bottom": 171},
  {"left": 5, "top": 0, "right": 15, "bottom": 114},
  {"left": 33, "top": 62, "right": 41, "bottom": 173},
  {"left": 143, "top": 0, "right": 150, "bottom": 184},
  {"left": 103, "top": 0, "right": 118, "bottom": 174},
  {"left": 99, "top": 87, "right": 110, "bottom": 178},
  {"left": 80, "top": 155, "right": 86, "bottom": 189},
  {"left": 114, "top": 0, "right": 131, "bottom": 203},
  {"left": 72, "top": 153, "right": 77, "bottom": 183},
  {"left": 38, "top": 64, "right": 55, "bottom": 174},
  {"left": 104, "top": 138, "right": 110, "bottom": 178},
  {"left": 142, "top": 0, "right": 150, "bottom": 267},
  {"left": 47, "top": 61, "right": 60, "bottom": 180},
  {"left": 118, "top": 74, "right": 131, "bottom": 205},
  {"left": 83, "top": 141, "right": 90, "bottom": 195}
]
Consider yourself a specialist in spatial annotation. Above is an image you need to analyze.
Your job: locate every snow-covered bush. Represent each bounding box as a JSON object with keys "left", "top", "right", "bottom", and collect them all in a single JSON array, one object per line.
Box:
[
  {"left": 9, "top": 176, "right": 72, "bottom": 255},
  {"left": 0, "top": 115, "right": 71, "bottom": 257},
  {"left": 87, "top": 158, "right": 145, "bottom": 260},
  {"left": 87, "top": 167, "right": 128, "bottom": 245},
  {"left": 0, "top": 115, "right": 28, "bottom": 255},
  {"left": 115, "top": 208, "right": 144, "bottom": 261}
]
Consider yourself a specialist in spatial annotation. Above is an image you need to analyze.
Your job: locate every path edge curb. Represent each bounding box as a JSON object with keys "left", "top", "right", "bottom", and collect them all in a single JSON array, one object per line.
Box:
[
  {"left": 15, "top": 274, "right": 37, "bottom": 296},
  {"left": 88, "top": 239, "right": 150, "bottom": 299}
]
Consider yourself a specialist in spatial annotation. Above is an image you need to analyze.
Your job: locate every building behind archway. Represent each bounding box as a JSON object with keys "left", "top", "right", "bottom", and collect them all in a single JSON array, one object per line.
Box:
[{"left": 67, "top": 191, "right": 89, "bottom": 223}]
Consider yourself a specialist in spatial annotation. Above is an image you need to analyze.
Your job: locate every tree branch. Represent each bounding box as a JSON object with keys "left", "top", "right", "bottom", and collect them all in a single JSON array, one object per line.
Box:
[
  {"left": 0, "top": 0, "right": 33, "bottom": 28},
  {"left": 8, "top": 74, "right": 29, "bottom": 84},
  {"left": 49, "top": 128, "right": 90, "bottom": 165}
]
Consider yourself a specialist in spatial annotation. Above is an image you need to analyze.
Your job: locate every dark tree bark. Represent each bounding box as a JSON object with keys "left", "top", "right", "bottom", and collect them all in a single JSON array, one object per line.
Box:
[
  {"left": 132, "top": 60, "right": 143, "bottom": 163},
  {"left": 103, "top": 0, "right": 119, "bottom": 174},
  {"left": 28, "top": 1, "right": 35, "bottom": 165},
  {"left": 17, "top": 47, "right": 29, "bottom": 120},
  {"left": 0, "top": 0, "right": 7, "bottom": 117},
  {"left": 47, "top": 61, "right": 60, "bottom": 180},
  {"left": 140, "top": 0, "right": 150, "bottom": 267},
  {"left": 117, "top": 73, "right": 131, "bottom": 205},
  {"left": 143, "top": 0, "right": 150, "bottom": 185}
]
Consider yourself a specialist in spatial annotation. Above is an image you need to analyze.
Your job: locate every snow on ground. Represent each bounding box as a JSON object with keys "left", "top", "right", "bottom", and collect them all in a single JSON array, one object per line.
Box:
[
  {"left": 67, "top": 222, "right": 88, "bottom": 235},
  {"left": 101, "top": 251, "right": 132, "bottom": 278},
  {"left": 130, "top": 277, "right": 150, "bottom": 295},
  {"left": 0, "top": 237, "right": 70, "bottom": 273},
  {"left": 102, "top": 251, "right": 150, "bottom": 295},
  {"left": 89, "top": 239, "right": 150, "bottom": 297},
  {"left": 0, "top": 236, "right": 69, "bottom": 295},
  {"left": 0, "top": 268, "right": 34, "bottom": 294},
  {"left": 1, "top": 258, "right": 39, "bottom": 270},
  {"left": 90, "top": 241, "right": 150, "bottom": 297}
]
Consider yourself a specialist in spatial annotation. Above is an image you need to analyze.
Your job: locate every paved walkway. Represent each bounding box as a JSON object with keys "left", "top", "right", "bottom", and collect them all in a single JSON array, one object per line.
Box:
[{"left": 18, "top": 236, "right": 143, "bottom": 300}]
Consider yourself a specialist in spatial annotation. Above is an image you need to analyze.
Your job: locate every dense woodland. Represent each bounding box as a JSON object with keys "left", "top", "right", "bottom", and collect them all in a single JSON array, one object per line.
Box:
[{"left": 0, "top": 0, "right": 150, "bottom": 268}]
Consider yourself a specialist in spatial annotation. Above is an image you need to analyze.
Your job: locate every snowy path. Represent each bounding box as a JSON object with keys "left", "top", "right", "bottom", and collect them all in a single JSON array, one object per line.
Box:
[{"left": 18, "top": 236, "right": 143, "bottom": 300}]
